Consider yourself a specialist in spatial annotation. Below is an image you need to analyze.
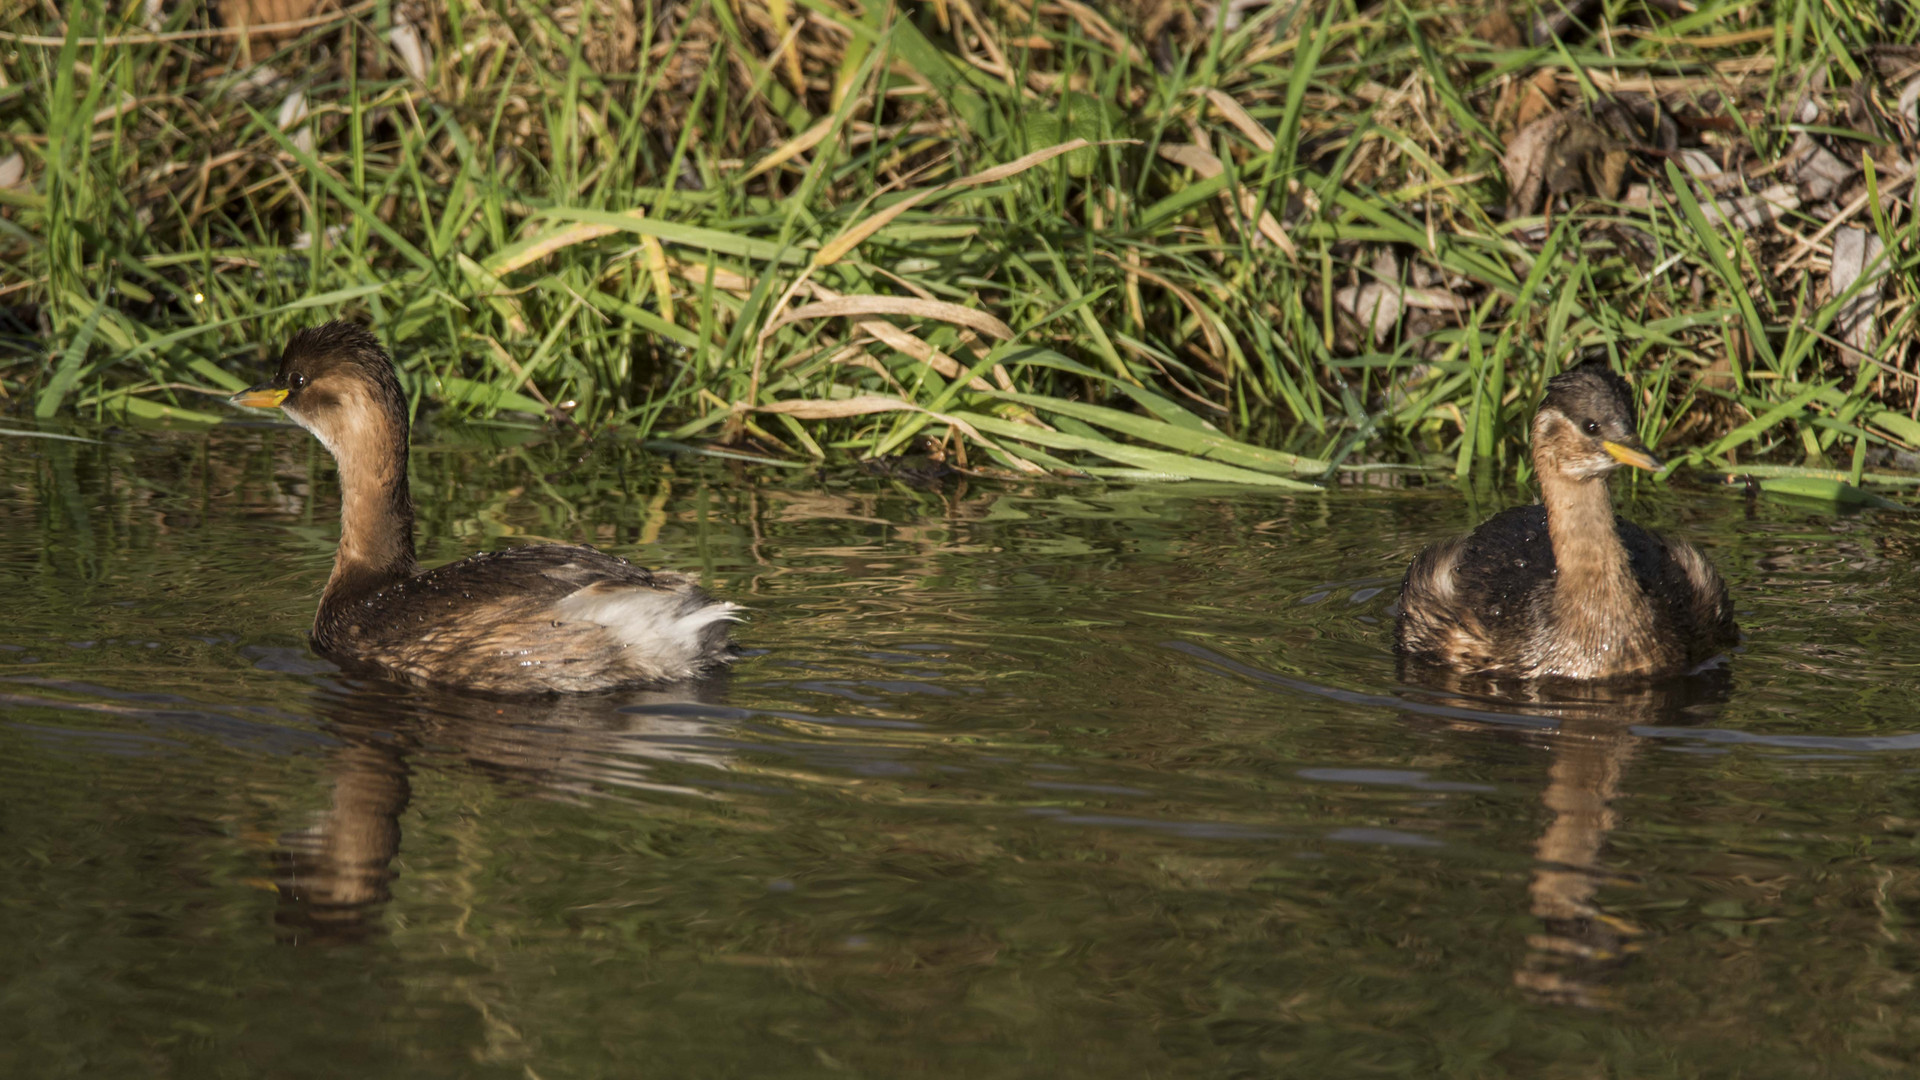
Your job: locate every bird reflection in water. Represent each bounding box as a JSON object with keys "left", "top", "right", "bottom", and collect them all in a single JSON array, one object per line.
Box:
[
  {"left": 1399, "top": 664, "right": 1733, "bottom": 1008},
  {"left": 272, "top": 674, "right": 732, "bottom": 946},
  {"left": 271, "top": 719, "right": 410, "bottom": 946}
]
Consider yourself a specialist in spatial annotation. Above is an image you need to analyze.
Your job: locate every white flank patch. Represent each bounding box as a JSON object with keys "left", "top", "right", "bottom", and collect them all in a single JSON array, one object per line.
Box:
[
  {"left": 1675, "top": 543, "right": 1716, "bottom": 597},
  {"left": 1427, "top": 547, "right": 1457, "bottom": 599},
  {"left": 555, "top": 586, "right": 742, "bottom": 673}
]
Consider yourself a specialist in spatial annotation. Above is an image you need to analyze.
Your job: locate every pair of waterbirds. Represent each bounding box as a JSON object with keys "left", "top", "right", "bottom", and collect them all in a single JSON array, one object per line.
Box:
[{"left": 232, "top": 325, "right": 1731, "bottom": 694}]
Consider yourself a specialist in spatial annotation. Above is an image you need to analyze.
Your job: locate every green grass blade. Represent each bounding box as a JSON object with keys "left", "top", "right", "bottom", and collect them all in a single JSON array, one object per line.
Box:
[
  {"left": 35, "top": 300, "right": 103, "bottom": 419},
  {"left": 989, "top": 390, "right": 1327, "bottom": 474},
  {"left": 955, "top": 412, "right": 1320, "bottom": 488}
]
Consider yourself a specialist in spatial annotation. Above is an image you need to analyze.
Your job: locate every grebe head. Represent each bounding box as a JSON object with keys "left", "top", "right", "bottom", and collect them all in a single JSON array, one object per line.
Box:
[
  {"left": 1531, "top": 360, "right": 1660, "bottom": 482},
  {"left": 230, "top": 321, "right": 408, "bottom": 459}
]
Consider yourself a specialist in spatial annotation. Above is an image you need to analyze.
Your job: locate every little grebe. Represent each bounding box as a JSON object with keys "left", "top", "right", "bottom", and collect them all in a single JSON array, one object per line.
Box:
[
  {"left": 1395, "top": 361, "right": 1735, "bottom": 680},
  {"left": 232, "top": 322, "right": 740, "bottom": 694}
]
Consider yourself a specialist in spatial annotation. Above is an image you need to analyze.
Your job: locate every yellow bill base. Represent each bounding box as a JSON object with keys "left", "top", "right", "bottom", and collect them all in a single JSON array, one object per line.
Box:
[
  {"left": 230, "top": 387, "right": 288, "bottom": 408},
  {"left": 1602, "top": 440, "right": 1662, "bottom": 472}
]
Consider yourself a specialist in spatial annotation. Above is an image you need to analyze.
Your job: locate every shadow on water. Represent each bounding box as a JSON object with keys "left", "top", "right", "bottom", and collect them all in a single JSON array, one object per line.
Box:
[{"left": 273, "top": 673, "right": 735, "bottom": 946}]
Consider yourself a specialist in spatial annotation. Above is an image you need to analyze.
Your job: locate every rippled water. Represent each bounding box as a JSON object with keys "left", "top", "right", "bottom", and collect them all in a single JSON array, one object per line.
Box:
[{"left": 6, "top": 419, "right": 1920, "bottom": 1077}]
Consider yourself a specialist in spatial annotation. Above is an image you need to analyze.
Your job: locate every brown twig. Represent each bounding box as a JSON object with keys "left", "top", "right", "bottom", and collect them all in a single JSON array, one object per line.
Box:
[{"left": 0, "top": 1, "right": 377, "bottom": 47}]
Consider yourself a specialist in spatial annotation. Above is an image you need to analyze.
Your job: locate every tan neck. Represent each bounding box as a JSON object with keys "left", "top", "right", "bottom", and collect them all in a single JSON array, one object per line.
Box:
[
  {"left": 1539, "top": 469, "right": 1630, "bottom": 586},
  {"left": 1536, "top": 462, "right": 1653, "bottom": 668},
  {"left": 314, "top": 397, "right": 416, "bottom": 598}
]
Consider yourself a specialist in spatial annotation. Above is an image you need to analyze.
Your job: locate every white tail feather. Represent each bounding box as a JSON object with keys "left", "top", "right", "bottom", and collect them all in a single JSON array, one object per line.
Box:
[{"left": 554, "top": 585, "right": 741, "bottom": 679}]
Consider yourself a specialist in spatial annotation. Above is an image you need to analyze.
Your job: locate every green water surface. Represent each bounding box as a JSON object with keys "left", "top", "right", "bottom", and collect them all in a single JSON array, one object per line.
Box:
[{"left": 4, "top": 420, "right": 1918, "bottom": 1078}]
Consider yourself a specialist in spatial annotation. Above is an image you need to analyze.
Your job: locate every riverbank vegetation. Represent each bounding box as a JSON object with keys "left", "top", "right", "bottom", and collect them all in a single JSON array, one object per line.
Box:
[{"left": 2, "top": 0, "right": 1918, "bottom": 488}]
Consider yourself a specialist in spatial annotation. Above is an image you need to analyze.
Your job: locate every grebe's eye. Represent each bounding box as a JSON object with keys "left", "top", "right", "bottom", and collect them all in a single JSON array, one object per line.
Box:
[
  {"left": 1583, "top": 420, "right": 1600, "bottom": 436},
  {"left": 289, "top": 372, "right": 308, "bottom": 390}
]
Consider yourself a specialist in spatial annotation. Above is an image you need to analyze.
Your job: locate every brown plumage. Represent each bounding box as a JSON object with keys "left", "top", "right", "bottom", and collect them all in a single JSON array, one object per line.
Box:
[
  {"left": 1395, "top": 361, "right": 1735, "bottom": 681},
  {"left": 233, "top": 321, "right": 739, "bottom": 694}
]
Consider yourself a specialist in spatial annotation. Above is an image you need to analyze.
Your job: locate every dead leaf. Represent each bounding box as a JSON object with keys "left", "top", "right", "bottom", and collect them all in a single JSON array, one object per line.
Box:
[
  {"left": 752, "top": 394, "right": 927, "bottom": 420},
  {"left": 1197, "top": 88, "right": 1273, "bottom": 152},
  {"left": 1493, "top": 68, "right": 1557, "bottom": 134},
  {"left": 1503, "top": 112, "right": 1628, "bottom": 217},
  {"left": 1335, "top": 251, "right": 1408, "bottom": 346},
  {"left": 1472, "top": 7, "right": 1524, "bottom": 48},
  {"left": 275, "top": 88, "right": 313, "bottom": 154},
  {"left": 1336, "top": 282, "right": 1401, "bottom": 345},
  {"left": 1700, "top": 184, "right": 1798, "bottom": 229},
  {"left": 1676, "top": 149, "right": 1720, "bottom": 178},
  {"left": 1405, "top": 288, "right": 1470, "bottom": 312},
  {"left": 782, "top": 284, "right": 1013, "bottom": 393},
  {"left": 1788, "top": 134, "right": 1854, "bottom": 202},
  {"left": 388, "top": 17, "right": 432, "bottom": 82},
  {"left": 488, "top": 221, "right": 623, "bottom": 276},
  {"left": 1513, "top": 70, "right": 1559, "bottom": 132},
  {"left": 859, "top": 319, "right": 991, "bottom": 391},
  {"left": 666, "top": 259, "right": 752, "bottom": 293},
  {"left": 1831, "top": 227, "right": 1887, "bottom": 361}
]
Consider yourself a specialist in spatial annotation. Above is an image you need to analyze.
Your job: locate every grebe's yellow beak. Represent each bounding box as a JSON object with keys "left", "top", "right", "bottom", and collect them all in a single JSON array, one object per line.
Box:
[
  {"left": 1602, "top": 440, "right": 1662, "bottom": 472},
  {"left": 230, "top": 385, "right": 288, "bottom": 409}
]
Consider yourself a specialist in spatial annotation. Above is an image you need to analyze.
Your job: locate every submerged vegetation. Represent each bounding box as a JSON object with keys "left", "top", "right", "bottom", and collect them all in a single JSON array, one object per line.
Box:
[{"left": 2, "top": 0, "right": 1919, "bottom": 487}]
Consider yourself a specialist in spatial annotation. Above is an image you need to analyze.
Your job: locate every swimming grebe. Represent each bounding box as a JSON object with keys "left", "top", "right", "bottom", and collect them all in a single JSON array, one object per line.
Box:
[
  {"left": 232, "top": 322, "right": 739, "bottom": 694},
  {"left": 1395, "top": 361, "right": 1735, "bottom": 680}
]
